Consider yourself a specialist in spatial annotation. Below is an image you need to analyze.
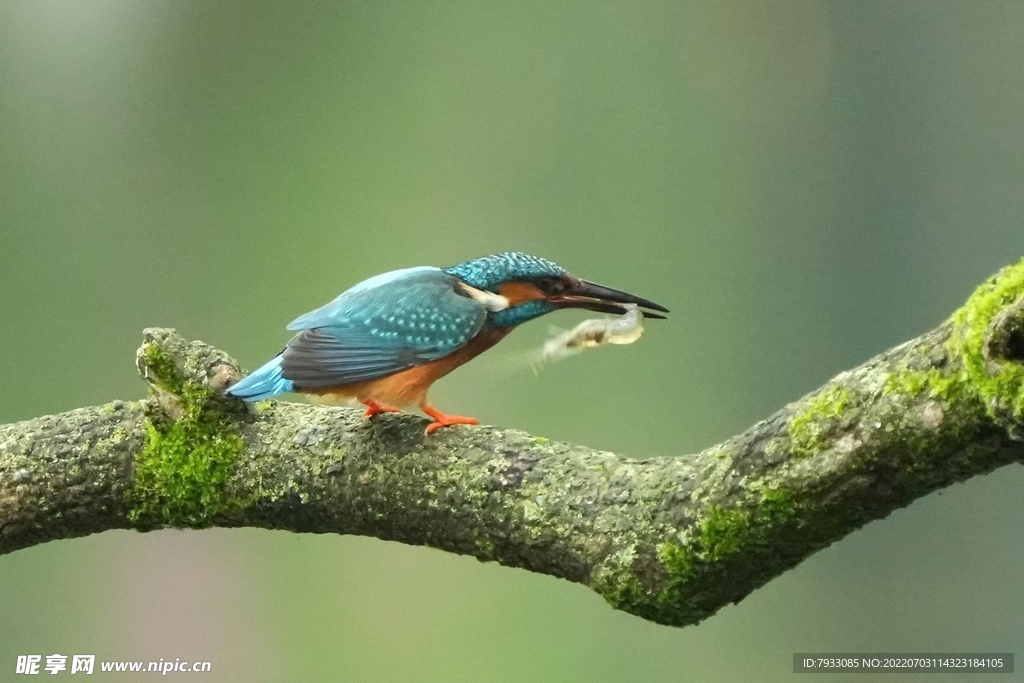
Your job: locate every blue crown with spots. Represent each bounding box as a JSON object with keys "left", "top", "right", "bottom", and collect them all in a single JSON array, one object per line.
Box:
[{"left": 444, "top": 252, "right": 567, "bottom": 291}]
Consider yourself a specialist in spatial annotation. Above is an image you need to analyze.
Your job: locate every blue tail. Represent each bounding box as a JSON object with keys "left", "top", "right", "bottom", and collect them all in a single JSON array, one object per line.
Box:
[{"left": 227, "top": 354, "right": 294, "bottom": 401}]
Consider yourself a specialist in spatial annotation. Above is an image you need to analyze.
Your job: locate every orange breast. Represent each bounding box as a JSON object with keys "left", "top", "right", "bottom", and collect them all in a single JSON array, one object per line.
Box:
[{"left": 307, "top": 328, "right": 511, "bottom": 407}]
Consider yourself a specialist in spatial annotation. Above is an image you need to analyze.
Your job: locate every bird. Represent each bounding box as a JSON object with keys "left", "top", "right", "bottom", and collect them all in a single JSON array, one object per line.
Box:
[{"left": 226, "top": 251, "right": 668, "bottom": 434}]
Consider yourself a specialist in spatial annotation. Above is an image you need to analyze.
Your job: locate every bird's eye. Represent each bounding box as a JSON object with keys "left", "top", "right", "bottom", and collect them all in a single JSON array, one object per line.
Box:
[{"left": 537, "top": 277, "right": 565, "bottom": 295}]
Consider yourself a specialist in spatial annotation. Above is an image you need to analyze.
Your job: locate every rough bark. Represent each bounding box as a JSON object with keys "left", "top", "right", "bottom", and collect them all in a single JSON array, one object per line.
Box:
[{"left": 2, "top": 260, "right": 1023, "bottom": 627}]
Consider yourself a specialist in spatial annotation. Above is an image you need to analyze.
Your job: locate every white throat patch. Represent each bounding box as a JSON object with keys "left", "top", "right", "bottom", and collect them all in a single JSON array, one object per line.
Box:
[{"left": 457, "top": 282, "right": 510, "bottom": 311}]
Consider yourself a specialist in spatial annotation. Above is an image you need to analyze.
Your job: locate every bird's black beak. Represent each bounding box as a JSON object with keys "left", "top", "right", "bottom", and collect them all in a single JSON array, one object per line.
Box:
[{"left": 551, "top": 279, "right": 669, "bottom": 319}]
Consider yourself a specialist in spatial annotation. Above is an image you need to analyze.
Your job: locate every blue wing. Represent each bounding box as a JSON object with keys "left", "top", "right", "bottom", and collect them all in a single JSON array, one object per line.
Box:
[{"left": 280, "top": 267, "right": 487, "bottom": 389}]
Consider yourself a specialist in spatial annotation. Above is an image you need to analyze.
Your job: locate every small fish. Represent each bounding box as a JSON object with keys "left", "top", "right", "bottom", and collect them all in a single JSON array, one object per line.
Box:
[{"left": 533, "top": 303, "right": 644, "bottom": 370}]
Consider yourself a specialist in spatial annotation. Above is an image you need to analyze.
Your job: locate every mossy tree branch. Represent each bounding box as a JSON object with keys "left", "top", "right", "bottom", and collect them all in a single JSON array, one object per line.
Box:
[{"left": 2, "top": 261, "right": 1024, "bottom": 627}]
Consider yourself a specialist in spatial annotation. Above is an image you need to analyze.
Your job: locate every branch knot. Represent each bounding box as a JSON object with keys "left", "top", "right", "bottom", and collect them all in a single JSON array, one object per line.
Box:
[{"left": 136, "top": 328, "right": 243, "bottom": 420}]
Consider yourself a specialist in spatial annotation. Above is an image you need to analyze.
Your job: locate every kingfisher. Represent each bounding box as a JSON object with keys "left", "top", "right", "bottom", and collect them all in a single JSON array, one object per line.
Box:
[{"left": 227, "top": 252, "right": 668, "bottom": 434}]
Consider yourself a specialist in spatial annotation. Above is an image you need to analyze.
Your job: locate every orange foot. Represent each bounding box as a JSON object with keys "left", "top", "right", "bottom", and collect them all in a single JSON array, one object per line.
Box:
[
  {"left": 362, "top": 399, "right": 403, "bottom": 418},
  {"left": 422, "top": 404, "right": 479, "bottom": 435}
]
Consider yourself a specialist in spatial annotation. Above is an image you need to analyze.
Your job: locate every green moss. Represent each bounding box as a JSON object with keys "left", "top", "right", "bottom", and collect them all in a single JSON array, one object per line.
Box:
[
  {"left": 759, "top": 485, "right": 798, "bottom": 519},
  {"left": 601, "top": 486, "right": 802, "bottom": 626},
  {"left": 696, "top": 488, "right": 796, "bottom": 562},
  {"left": 884, "top": 369, "right": 926, "bottom": 397},
  {"left": 657, "top": 540, "right": 695, "bottom": 581},
  {"left": 142, "top": 344, "right": 185, "bottom": 395},
  {"left": 654, "top": 541, "right": 697, "bottom": 618},
  {"left": 949, "top": 258, "right": 1024, "bottom": 424},
  {"left": 128, "top": 344, "right": 246, "bottom": 529},
  {"left": 788, "top": 384, "right": 850, "bottom": 458},
  {"left": 601, "top": 571, "right": 650, "bottom": 612},
  {"left": 698, "top": 506, "right": 749, "bottom": 560},
  {"left": 884, "top": 367, "right": 957, "bottom": 401}
]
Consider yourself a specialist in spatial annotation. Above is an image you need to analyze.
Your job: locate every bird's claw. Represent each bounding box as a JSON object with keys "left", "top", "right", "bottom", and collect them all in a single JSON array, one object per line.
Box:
[
  {"left": 422, "top": 404, "right": 479, "bottom": 435},
  {"left": 362, "top": 399, "right": 403, "bottom": 418}
]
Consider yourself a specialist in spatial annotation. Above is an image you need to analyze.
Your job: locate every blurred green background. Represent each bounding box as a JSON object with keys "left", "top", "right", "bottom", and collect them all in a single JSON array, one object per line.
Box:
[{"left": 2, "top": 1, "right": 1023, "bottom": 680}]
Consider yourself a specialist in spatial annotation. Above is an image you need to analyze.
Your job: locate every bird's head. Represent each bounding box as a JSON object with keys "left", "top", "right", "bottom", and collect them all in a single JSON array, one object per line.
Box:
[{"left": 444, "top": 252, "right": 668, "bottom": 328}]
